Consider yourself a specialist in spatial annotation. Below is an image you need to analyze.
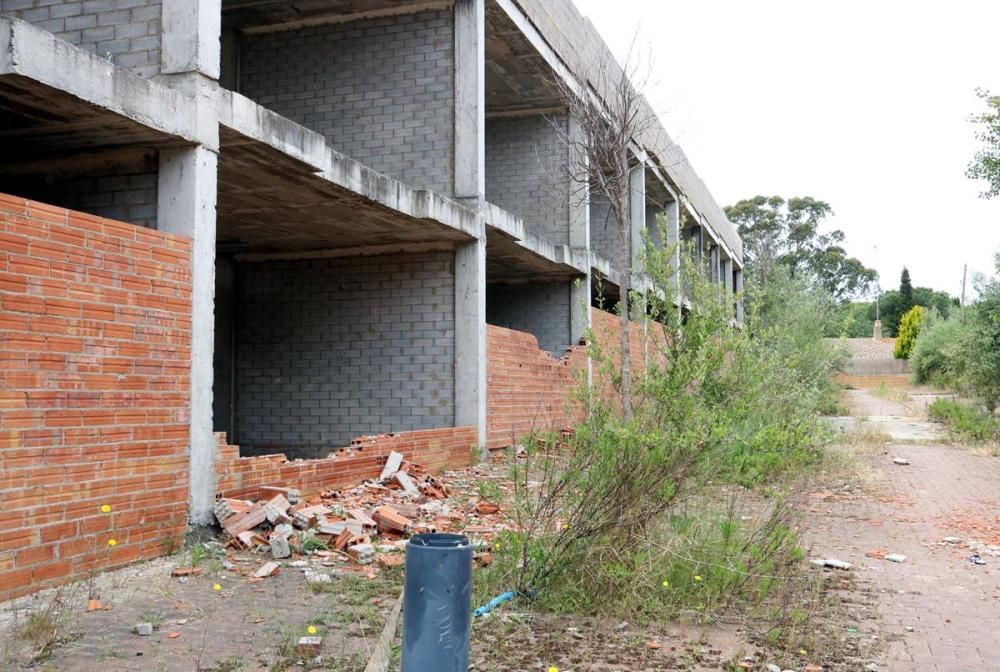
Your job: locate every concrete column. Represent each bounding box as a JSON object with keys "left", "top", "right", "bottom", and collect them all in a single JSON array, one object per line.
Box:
[
  {"left": 629, "top": 162, "right": 645, "bottom": 272},
  {"left": 665, "top": 199, "right": 681, "bottom": 307},
  {"left": 161, "top": 0, "right": 221, "bottom": 79},
  {"left": 722, "top": 258, "right": 734, "bottom": 318},
  {"left": 158, "top": 146, "right": 218, "bottom": 527},
  {"left": 568, "top": 116, "right": 591, "bottom": 345},
  {"left": 709, "top": 245, "right": 720, "bottom": 284},
  {"left": 735, "top": 268, "right": 745, "bottom": 324},
  {"left": 455, "top": 237, "right": 487, "bottom": 447},
  {"left": 454, "top": 0, "right": 485, "bottom": 200}
]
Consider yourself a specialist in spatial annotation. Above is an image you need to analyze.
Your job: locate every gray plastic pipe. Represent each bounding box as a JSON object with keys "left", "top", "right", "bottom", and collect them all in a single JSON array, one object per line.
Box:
[{"left": 401, "top": 533, "right": 472, "bottom": 672}]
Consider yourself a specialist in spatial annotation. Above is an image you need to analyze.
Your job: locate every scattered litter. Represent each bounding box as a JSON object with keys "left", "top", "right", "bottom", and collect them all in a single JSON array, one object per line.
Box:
[
  {"left": 941, "top": 536, "right": 962, "bottom": 544},
  {"left": 970, "top": 554, "right": 987, "bottom": 565},
  {"left": 810, "top": 557, "right": 853, "bottom": 570},
  {"left": 134, "top": 623, "right": 153, "bottom": 636},
  {"left": 170, "top": 567, "right": 202, "bottom": 577},
  {"left": 892, "top": 457, "right": 910, "bottom": 465},
  {"left": 766, "top": 664, "right": 781, "bottom": 672},
  {"left": 865, "top": 549, "right": 888, "bottom": 560},
  {"left": 885, "top": 554, "right": 906, "bottom": 563},
  {"left": 614, "top": 621, "right": 629, "bottom": 632},
  {"left": 86, "top": 599, "right": 107, "bottom": 612},
  {"left": 166, "top": 632, "right": 181, "bottom": 639},
  {"left": 645, "top": 640, "right": 660, "bottom": 649},
  {"left": 297, "top": 636, "right": 323, "bottom": 657}
]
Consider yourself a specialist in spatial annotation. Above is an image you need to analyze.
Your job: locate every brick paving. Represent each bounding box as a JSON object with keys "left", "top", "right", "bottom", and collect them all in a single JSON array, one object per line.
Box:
[{"left": 806, "top": 387, "right": 1000, "bottom": 671}]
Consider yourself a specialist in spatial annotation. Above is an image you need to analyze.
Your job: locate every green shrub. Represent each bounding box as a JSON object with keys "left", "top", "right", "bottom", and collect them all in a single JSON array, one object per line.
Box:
[
  {"left": 894, "top": 305, "right": 924, "bottom": 359},
  {"left": 928, "top": 398, "right": 1000, "bottom": 442},
  {"left": 965, "top": 264, "right": 1000, "bottom": 411},
  {"left": 910, "top": 315, "right": 970, "bottom": 386}
]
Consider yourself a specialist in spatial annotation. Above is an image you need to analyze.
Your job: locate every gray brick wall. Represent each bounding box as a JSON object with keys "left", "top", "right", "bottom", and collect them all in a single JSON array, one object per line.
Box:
[
  {"left": 486, "top": 114, "right": 570, "bottom": 246},
  {"left": 235, "top": 252, "right": 456, "bottom": 457},
  {"left": 239, "top": 10, "right": 455, "bottom": 196},
  {"left": 0, "top": 156, "right": 158, "bottom": 228},
  {"left": 1, "top": 0, "right": 163, "bottom": 78},
  {"left": 590, "top": 192, "right": 622, "bottom": 270},
  {"left": 487, "top": 281, "right": 572, "bottom": 356}
]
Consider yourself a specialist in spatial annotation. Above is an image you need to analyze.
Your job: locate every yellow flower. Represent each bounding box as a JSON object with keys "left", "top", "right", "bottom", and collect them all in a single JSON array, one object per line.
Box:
[
  {"left": 548, "top": 667, "right": 559, "bottom": 672},
  {"left": 561, "top": 523, "right": 569, "bottom": 530},
  {"left": 799, "top": 648, "right": 808, "bottom": 655},
  {"left": 661, "top": 580, "right": 669, "bottom": 589},
  {"left": 694, "top": 575, "right": 703, "bottom": 582},
  {"left": 106, "top": 539, "right": 116, "bottom": 547},
  {"left": 100, "top": 504, "right": 111, "bottom": 513},
  {"left": 494, "top": 543, "right": 501, "bottom": 550},
  {"left": 213, "top": 583, "right": 222, "bottom": 592},
  {"left": 307, "top": 625, "right": 317, "bottom": 635}
]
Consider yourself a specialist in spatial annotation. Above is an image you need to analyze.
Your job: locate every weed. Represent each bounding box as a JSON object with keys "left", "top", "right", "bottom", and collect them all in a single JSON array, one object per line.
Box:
[
  {"left": 300, "top": 531, "right": 329, "bottom": 554},
  {"left": 476, "top": 479, "right": 503, "bottom": 505},
  {"left": 929, "top": 397, "right": 1000, "bottom": 449},
  {"left": 871, "top": 380, "right": 911, "bottom": 402},
  {"left": 12, "top": 588, "right": 82, "bottom": 663}
]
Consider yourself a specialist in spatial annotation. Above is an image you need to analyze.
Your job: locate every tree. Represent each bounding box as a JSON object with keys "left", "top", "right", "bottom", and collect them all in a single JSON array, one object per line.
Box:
[
  {"left": 965, "top": 254, "right": 1000, "bottom": 411},
  {"left": 899, "top": 267, "right": 914, "bottom": 315},
  {"left": 967, "top": 89, "right": 1000, "bottom": 199},
  {"left": 555, "top": 49, "right": 656, "bottom": 422},
  {"left": 894, "top": 305, "right": 924, "bottom": 359},
  {"left": 725, "top": 196, "right": 876, "bottom": 303}
]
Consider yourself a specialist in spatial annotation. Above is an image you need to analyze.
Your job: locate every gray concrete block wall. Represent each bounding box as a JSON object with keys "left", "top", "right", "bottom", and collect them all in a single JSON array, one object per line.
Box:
[
  {"left": 235, "top": 252, "right": 456, "bottom": 457},
  {"left": 486, "top": 281, "right": 573, "bottom": 356},
  {"left": 0, "top": 158, "right": 158, "bottom": 228},
  {"left": 1, "top": 0, "right": 163, "bottom": 78},
  {"left": 590, "top": 193, "right": 622, "bottom": 269},
  {"left": 485, "top": 114, "right": 570, "bottom": 246},
  {"left": 239, "top": 11, "right": 455, "bottom": 196}
]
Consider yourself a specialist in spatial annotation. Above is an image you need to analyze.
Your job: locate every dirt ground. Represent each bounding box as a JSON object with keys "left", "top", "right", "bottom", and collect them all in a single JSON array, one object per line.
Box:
[{"left": 3, "top": 382, "right": 998, "bottom": 671}]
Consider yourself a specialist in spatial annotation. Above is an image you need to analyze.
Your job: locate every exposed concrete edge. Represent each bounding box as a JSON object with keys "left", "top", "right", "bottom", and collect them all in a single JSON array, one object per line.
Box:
[
  {"left": 589, "top": 251, "right": 651, "bottom": 294},
  {"left": 217, "top": 90, "right": 328, "bottom": 170},
  {"left": 0, "top": 17, "right": 205, "bottom": 147},
  {"left": 216, "top": 91, "right": 481, "bottom": 240},
  {"left": 483, "top": 201, "right": 588, "bottom": 275}
]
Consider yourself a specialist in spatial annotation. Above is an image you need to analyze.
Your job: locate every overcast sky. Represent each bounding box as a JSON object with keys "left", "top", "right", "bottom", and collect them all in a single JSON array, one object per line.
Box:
[{"left": 574, "top": 0, "right": 1000, "bottom": 298}]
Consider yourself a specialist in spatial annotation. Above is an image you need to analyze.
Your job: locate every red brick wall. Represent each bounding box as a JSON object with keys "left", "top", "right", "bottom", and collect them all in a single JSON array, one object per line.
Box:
[
  {"left": 214, "top": 427, "right": 478, "bottom": 500},
  {"left": 486, "top": 310, "right": 671, "bottom": 449},
  {"left": 485, "top": 325, "right": 588, "bottom": 449},
  {"left": 0, "top": 194, "right": 192, "bottom": 602}
]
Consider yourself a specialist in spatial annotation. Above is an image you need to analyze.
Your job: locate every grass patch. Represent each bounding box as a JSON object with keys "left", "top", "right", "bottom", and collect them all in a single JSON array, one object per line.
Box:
[
  {"left": 870, "top": 380, "right": 911, "bottom": 402},
  {"left": 928, "top": 398, "right": 1000, "bottom": 448}
]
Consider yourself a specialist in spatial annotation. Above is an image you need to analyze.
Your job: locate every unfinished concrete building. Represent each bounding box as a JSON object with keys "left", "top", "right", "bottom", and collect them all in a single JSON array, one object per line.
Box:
[{"left": 0, "top": 0, "right": 742, "bottom": 598}]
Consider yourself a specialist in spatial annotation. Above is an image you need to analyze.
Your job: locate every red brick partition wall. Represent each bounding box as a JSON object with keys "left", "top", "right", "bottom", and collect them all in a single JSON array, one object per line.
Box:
[
  {"left": 0, "top": 194, "right": 192, "bottom": 602},
  {"left": 486, "top": 310, "right": 671, "bottom": 449},
  {"left": 214, "top": 427, "right": 478, "bottom": 500},
  {"left": 485, "top": 325, "right": 588, "bottom": 449}
]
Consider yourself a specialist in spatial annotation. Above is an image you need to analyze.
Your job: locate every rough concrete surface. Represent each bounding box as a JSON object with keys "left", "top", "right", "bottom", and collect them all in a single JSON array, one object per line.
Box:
[{"left": 807, "top": 385, "right": 1000, "bottom": 671}]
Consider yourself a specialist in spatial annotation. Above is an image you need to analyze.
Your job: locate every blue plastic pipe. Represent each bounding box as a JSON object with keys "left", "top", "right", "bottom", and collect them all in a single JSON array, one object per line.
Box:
[{"left": 473, "top": 590, "right": 517, "bottom": 618}]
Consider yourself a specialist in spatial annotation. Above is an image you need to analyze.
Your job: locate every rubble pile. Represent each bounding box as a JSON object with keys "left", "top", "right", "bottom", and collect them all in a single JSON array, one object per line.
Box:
[{"left": 210, "top": 452, "right": 505, "bottom": 578}]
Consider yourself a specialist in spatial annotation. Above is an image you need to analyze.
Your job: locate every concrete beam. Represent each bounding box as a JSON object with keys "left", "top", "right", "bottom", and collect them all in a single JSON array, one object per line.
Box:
[
  {"left": 454, "top": 0, "right": 485, "bottom": 200},
  {"left": 483, "top": 202, "right": 588, "bottom": 275},
  {"left": 665, "top": 198, "right": 682, "bottom": 308},
  {"left": 161, "top": 0, "right": 222, "bottom": 79},
  {"left": 455, "top": 236, "right": 487, "bottom": 447},
  {"left": 157, "top": 146, "right": 219, "bottom": 528},
  {"left": 0, "top": 17, "right": 207, "bottom": 147}
]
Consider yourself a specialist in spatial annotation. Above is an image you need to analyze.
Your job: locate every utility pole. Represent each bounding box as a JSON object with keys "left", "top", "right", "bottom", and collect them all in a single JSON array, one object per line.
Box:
[{"left": 961, "top": 263, "right": 968, "bottom": 308}]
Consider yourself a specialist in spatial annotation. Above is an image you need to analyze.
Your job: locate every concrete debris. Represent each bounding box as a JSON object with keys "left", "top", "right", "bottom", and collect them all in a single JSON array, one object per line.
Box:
[
  {"left": 941, "top": 536, "right": 963, "bottom": 544},
  {"left": 892, "top": 457, "right": 911, "bottom": 465},
  {"left": 253, "top": 561, "right": 280, "bottom": 578},
  {"left": 134, "top": 622, "right": 153, "bottom": 636},
  {"left": 270, "top": 535, "right": 291, "bottom": 559},
  {"left": 885, "top": 553, "right": 906, "bottom": 563},
  {"left": 766, "top": 664, "right": 781, "bottom": 672},
  {"left": 810, "top": 557, "right": 853, "bottom": 570}
]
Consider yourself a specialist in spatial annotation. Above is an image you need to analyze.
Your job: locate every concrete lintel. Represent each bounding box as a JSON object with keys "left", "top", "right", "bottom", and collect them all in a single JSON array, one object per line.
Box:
[
  {"left": 0, "top": 17, "right": 207, "bottom": 148},
  {"left": 483, "top": 202, "right": 587, "bottom": 275},
  {"left": 234, "top": 242, "right": 455, "bottom": 263},
  {"left": 217, "top": 90, "right": 329, "bottom": 171}
]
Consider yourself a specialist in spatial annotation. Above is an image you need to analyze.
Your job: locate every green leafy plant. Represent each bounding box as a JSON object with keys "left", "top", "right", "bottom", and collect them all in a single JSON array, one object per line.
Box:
[{"left": 893, "top": 305, "right": 924, "bottom": 359}]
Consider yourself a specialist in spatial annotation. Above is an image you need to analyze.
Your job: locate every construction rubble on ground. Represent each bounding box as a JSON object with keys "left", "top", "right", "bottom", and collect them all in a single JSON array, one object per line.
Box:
[{"left": 200, "top": 452, "right": 504, "bottom": 581}]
